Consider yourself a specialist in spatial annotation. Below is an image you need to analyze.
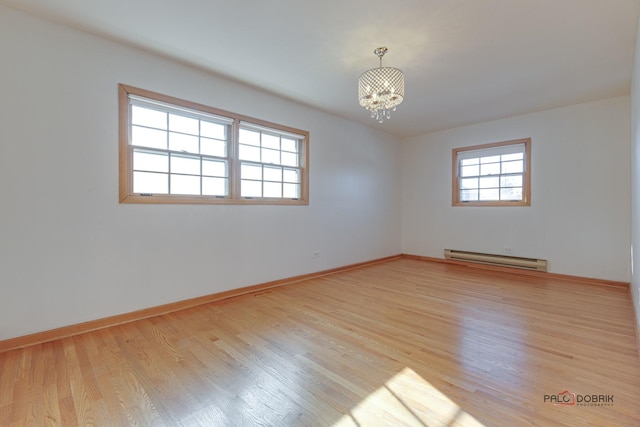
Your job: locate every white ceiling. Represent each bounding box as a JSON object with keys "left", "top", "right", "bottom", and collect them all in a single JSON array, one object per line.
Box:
[{"left": 2, "top": 0, "right": 639, "bottom": 137}]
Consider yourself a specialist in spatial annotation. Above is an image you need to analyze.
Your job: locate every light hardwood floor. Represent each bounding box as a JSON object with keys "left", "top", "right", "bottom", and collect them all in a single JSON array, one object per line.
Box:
[{"left": 1, "top": 258, "right": 639, "bottom": 426}]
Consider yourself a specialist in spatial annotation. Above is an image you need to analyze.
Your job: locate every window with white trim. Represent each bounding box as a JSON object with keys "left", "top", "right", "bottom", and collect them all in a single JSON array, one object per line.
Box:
[
  {"left": 452, "top": 138, "right": 530, "bottom": 206},
  {"left": 119, "top": 84, "right": 309, "bottom": 205}
]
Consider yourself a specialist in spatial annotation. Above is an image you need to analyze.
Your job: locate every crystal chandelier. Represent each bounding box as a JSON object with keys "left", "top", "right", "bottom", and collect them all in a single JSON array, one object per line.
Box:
[{"left": 358, "top": 47, "right": 405, "bottom": 123}]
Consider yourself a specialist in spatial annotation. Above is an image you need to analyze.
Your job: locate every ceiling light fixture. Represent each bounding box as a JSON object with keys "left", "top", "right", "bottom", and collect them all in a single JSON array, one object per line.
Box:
[{"left": 358, "top": 47, "right": 405, "bottom": 123}]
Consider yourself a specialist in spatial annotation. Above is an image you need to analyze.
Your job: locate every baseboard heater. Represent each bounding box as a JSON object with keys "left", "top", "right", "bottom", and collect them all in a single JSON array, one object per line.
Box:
[{"left": 444, "top": 249, "right": 548, "bottom": 272}]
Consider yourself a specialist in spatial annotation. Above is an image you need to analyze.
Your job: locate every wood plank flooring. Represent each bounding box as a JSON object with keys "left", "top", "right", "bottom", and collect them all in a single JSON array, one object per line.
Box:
[{"left": 1, "top": 258, "right": 639, "bottom": 426}]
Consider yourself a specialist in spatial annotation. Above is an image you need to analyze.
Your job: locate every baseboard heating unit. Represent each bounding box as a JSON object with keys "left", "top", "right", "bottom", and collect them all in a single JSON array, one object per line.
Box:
[{"left": 444, "top": 249, "right": 548, "bottom": 272}]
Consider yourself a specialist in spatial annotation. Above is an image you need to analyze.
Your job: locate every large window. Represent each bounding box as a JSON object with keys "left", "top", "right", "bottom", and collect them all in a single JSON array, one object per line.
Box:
[
  {"left": 452, "top": 138, "right": 531, "bottom": 206},
  {"left": 119, "top": 84, "right": 309, "bottom": 205}
]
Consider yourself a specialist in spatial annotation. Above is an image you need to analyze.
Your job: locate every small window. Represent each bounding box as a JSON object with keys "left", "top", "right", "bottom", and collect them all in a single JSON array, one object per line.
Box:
[
  {"left": 452, "top": 138, "right": 531, "bottom": 206},
  {"left": 119, "top": 84, "right": 309, "bottom": 204}
]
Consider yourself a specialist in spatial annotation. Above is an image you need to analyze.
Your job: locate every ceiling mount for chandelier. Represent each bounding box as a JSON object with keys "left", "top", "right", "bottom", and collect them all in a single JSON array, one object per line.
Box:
[{"left": 358, "top": 47, "right": 405, "bottom": 123}]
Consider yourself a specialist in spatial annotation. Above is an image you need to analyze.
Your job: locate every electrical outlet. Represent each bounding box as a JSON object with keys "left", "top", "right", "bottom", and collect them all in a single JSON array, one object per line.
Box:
[{"left": 504, "top": 248, "right": 513, "bottom": 254}]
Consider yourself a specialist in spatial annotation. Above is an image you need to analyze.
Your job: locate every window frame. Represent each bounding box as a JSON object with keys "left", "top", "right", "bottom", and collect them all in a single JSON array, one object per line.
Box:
[
  {"left": 119, "top": 84, "right": 309, "bottom": 205},
  {"left": 452, "top": 138, "right": 531, "bottom": 207}
]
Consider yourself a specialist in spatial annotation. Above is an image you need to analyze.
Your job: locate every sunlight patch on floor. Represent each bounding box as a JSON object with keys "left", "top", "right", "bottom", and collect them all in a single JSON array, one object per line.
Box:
[{"left": 333, "top": 367, "right": 485, "bottom": 427}]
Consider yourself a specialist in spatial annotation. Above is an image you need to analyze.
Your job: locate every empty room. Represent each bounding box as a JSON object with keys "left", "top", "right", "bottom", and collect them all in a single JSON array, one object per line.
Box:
[{"left": 1, "top": 0, "right": 640, "bottom": 426}]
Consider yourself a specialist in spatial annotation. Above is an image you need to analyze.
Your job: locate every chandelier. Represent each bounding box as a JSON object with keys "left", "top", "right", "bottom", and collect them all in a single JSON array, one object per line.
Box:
[{"left": 358, "top": 47, "right": 405, "bottom": 123}]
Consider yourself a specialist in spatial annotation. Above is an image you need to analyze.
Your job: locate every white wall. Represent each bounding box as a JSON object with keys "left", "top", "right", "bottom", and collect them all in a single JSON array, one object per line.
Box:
[
  {"left": 402, "top": 96, "right": 631, "bottom": 282},
  {"left": 0, "top": 6, "right": 402, "bottom": 341},
  {"left": 631, "top": 11, "right": 640, "bottom": 334}
]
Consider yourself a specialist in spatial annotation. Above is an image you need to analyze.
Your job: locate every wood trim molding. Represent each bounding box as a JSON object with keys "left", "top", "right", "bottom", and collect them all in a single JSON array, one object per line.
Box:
[
  {"left": 402, "top": 254, "right": 630, "bottom": 288},
  {"left": 0, "top": 255, "right": 401, "bottom": 354},
  {"left": 2, "top": 253, "right": 628, "bottom": 354}
]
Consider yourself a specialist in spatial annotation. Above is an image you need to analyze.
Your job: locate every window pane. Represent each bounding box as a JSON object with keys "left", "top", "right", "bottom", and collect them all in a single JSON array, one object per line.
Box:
[
  {"left": 171, "top": 174, "right": 200, "bottom": 195},
  {"left": 501, "top": 187, "right": 522, "bottom": 200},
  {"left": 283, "top": 183, "right": 300, "bottom": 198},
  {"left": 281, "top": 152, "right": 298, "bottom": 167},
  {"left": 263, "top": 166, "right": 282, "bottom": 182},
  {"left": 131, "top": 126, "right": 167, "bottom": 149},
  {"left": 454, "top": 140, "right": 529, "bottom": 205},
  {"left": 264, "top": 182, "right": 282, "bottom": 198},
  {"left": 201, "top": 121, "right": 226, "bottom": 139},
  {"left": 133, "top": 171, "right": 168, "bottom": 194},
  {"left": 169, "top": 114, "right": 198, "bottom": 135},
  {"left": 125, "top": 91, "right": 308, "bottom": 204},
  {"left": 283, "top": 168, "right": 299, "bottom": 183},
  {"left": 460, "top": 165, "right": 479, "bottom": 177},
  {"left": 480, "top": 155, "right": 500, "bottom": 164},
  {"left": 281, "top": 138, "right": 297, "bottom": 152},
  {"left": 460, "top": 189, "right": 478, "bottom": 201},
  {"left": 241, "top": 163, "right": 262, "bottom": 180},
  {"left": 460, "top": 178, "right": 477, "bottom": 190},
  {"left": 200, "top": 138, "right": 226, "bottom": 157},
  {"left": 502, "top": 153, "right": 523, "bottom": 162},
  {"left": 262, "top": 148, "right": 280, "bottom": 164},
  {"left": 202, "top": 177, "right": 228, "bottom": 196},
  {"left": 239, "top": 144, "right": 260, "bottom": 161},
  {"left": 480, "top": 163, "right": 500, "bottom": 176},
  {"left": 479, "top": 188, "right": 499, "bottom": 201},
  {"left": 171, "top": 155, "right": 200, "bottom": 175},
  {"left": 241, "top": 180, "right": 262, "bottom": 197},
  {"left": 133, "top": 150, "right": 168, "bottom": 173},
  {"left": 132, "top": 106, "right": 166, "bottom": 130},
  {"left": 502, "top": 160, "right": 524, "bottom": 174},
  {"left": 479, "top": 176, "right": 499, "bottom": 189},
  {"left": 460, "top": 158, "right": 479, "bottom": 166},
  {"left": 501, "top": 175, "right": 522, "bottom": 187},
  {"left": 262, "top": 134, "right": 280, "bottom": 149},
  {"left": 202, "top": 159, "right": 226, "bottom": 177},
  {"left": 239, "top": 129, "right": 260, "bottom": 146},
  {"left": 169, "top": 132, "right": 199, "bottom": 154}
]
